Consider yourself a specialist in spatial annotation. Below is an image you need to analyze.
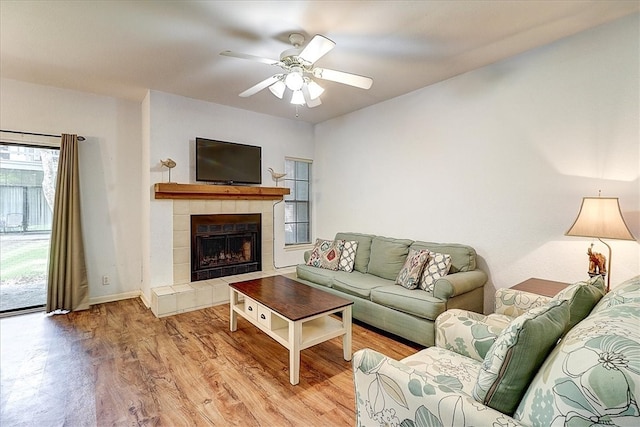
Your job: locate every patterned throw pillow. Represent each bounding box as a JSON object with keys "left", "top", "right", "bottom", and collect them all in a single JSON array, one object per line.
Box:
[
  {"left": 395, "top": 249, "right": 431, "bottom": 289},
  {"left": 338, "top": 240, "right": 359, "bottom": 272},
  {"left": 420, "top": 252, "right": 452, "bottom": 292},
  {"left": 472, "top": 299, "right": 569, "bottom": 415},
  {"left": 306, "top": 239, "right": 345, "bottom": 270}
]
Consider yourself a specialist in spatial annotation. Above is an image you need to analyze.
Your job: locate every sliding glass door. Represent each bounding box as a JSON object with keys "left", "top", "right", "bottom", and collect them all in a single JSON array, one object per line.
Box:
[{"left": 0, "top": 143, "right": 59, "bottom": 314}]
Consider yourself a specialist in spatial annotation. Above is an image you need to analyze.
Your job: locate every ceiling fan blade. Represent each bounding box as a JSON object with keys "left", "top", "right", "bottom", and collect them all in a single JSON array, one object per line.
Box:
[
  {"left": 239, "top": 75, "right": 281, "bottom": 97},
  {"left": 313, "top": 67, "right": 373, "bottom": 90},
  {"left": 302, "top": 85, "right": 322, "bottom": 108},
  {"left": 220, "top": 50, "right": 282, "bottom": 66},
  {"left": 298, "top": 35, "right": 336, "bottom": 64}
]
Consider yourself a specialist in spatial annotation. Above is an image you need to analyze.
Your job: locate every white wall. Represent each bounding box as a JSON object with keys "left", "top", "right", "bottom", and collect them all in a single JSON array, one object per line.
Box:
[
  {"left": 0, "top": 78, "right": 143, "bottom": 302},
  {"left": 313, "top": 15, "right": 640, "bottom": 310},
  {"left": 143, "top": 91, "right": 314, "bottom": 301}
]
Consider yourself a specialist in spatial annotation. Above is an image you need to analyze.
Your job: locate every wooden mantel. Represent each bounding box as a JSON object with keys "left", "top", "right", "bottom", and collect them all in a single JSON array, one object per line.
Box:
[{"left": 154, "top": 183, "right": 289, "bottom": 200}]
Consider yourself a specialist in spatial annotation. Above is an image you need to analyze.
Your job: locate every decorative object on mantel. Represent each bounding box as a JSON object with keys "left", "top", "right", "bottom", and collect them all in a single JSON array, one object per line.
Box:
[
  {"left": 268, "top": 168, "right": 287, "bottom": 186},
  {"left": 160, "top": 158, "right": 176, "bottom": 183},
  {"left": 566, "top": 191, "right": 635, "bottom": 292}
]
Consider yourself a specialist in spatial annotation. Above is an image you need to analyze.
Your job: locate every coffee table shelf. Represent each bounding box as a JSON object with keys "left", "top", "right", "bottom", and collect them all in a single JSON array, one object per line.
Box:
[{"left": 271, "top": 315, "right": 346, "bottom": 349}]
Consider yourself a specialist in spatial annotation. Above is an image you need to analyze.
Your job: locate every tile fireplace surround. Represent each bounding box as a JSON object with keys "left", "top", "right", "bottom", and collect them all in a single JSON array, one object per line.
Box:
[{"left": 151, "top": 185, "right": 294, "bottom": 318}]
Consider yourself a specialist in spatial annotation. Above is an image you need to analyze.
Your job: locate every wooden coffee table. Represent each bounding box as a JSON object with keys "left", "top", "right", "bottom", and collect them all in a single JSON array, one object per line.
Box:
[{"left": 229, "top": 275, "right": 354, "bottom": 385}]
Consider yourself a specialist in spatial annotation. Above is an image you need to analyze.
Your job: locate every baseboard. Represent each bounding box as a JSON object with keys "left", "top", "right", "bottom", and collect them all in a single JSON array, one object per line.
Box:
[
  {"left": 89, "top": 291, "right": 142, "bottom": 306},
  {"left": 139, "top": 291, "right": 151, "bottom": 308}
]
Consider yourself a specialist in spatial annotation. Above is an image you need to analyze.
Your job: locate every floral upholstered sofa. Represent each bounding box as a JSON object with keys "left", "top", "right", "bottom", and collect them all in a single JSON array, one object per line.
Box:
[{"left": 353, "top": 275, "right": 640, "bottom": 426}]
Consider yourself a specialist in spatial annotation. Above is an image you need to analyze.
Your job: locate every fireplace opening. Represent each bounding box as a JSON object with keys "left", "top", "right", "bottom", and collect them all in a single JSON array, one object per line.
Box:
[{"left": 191, "top": 214, "right": 261, "bottom": 281}]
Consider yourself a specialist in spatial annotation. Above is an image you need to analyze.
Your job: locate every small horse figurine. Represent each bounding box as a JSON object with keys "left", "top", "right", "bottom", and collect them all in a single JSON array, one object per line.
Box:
[{"left": 587, "top": 243, "right": 607, "bottom": 275}]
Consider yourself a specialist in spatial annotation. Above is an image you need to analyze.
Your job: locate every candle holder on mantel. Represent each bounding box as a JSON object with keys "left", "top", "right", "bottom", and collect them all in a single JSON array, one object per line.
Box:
[{"left": 160, "top": 158, "right": 176, "bottom": 183}]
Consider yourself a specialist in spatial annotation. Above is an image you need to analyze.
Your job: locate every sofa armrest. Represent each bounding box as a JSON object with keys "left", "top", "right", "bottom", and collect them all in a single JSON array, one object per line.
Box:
[
  {"left": 494, "top": 288, "right": 551, "bottom": 317},
  {"left": 435, "top": 309, "right": 504, "bottom": 362},
  {"left": 432, "top": 270, "right": 487, "bottom": 300},
  {"left": 353, "top": 349, "right": 520, "bottom": 427}
]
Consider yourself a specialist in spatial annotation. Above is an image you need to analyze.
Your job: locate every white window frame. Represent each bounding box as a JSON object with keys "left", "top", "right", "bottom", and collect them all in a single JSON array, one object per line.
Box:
[{"left": 284, "top": 157, "right": 311, "bottom": 246}]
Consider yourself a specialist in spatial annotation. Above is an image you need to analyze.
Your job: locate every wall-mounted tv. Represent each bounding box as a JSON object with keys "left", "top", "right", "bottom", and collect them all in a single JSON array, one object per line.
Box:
[{"left": 195, "top": 138, "right": 262, "bottom": 185}]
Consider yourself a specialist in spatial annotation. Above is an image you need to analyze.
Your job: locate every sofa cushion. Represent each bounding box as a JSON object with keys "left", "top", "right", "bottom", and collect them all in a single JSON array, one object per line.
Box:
[
  {"left": 306, "top": 238, "right": 344, "bottom": 270},
  {"left": 436, "top": 309, "right": 505, "bottom": 362},
  {"left": 484, "top": 313, "right": 514, "bottom": 329},
  {"left": 335, "top": 232, "right": 374, "bottom": 273},
  {"left": 410, "top": 241, "right": 477, "bottom": 273},
  {"left": 473, "top": 299, "right": 570, "bottom": 415},
  {"left": 420, "top": 252, "right": 452, "bottom": 293},
  {"left": 353, "top": 348, "right": 508, "bottom": 427},
  {"left": 494, "top": 288, "right": 550, "bottom": 317},
  {"left": 402, "top": 346, "right": 482, "bottom": 397},
  {"left": 370, "top": 285, "right": 446, "bottom": 321},
  {"left": 338, "top": 240, "right": 358, "bottom": 272},
  {"left": 551, "top": 275, "right": 605, "bottom": 332},
  {"left": 296, "top": 264, "right": 336, "bottom": 288},
  {"left": 367, "top": 236, "right": 413, "bottom": 280},
  {"left": 514, "top": 276, "right": 640, "bottom": 426},
  {"left": 332, "top": 271, "right": 393, "bottom": 299},
  {"left": 396, "top": 248, "right": 430, "bottom": 289}
]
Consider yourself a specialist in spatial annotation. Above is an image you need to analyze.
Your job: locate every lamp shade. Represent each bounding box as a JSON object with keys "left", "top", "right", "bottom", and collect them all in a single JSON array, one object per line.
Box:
[
  {"left": 565, "top": 197, "right": 635, "bottom": 240},
  {"left": 290, "top": 90, "right": 305, "bottom": 105},
  {"left": 306, "top": 80, "right": 325, "bottom": 100},
  {"left": 268, "top": 80, "right": 286, "bottom": 99}
]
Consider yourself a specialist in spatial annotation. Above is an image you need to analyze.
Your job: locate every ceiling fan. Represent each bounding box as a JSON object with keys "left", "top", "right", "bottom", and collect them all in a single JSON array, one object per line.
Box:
[{"left": 220, "top": 33, "right": 373, "bottom": 108}]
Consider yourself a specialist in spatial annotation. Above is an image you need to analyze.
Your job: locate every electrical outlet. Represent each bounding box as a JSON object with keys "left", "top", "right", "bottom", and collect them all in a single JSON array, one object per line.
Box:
[{"left": 102, "top": 275, "right": 110, "bottom": 286}]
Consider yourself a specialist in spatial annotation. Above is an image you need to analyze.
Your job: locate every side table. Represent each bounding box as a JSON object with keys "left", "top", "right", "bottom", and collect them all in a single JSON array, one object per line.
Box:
[{"left": 511, "top": 278, "right": 569, "bottom": 298}]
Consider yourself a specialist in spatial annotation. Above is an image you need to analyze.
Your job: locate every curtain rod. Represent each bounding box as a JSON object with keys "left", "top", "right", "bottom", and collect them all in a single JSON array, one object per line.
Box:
[{"left": 0, "top": 129, "right": 86, "bottom": 141}]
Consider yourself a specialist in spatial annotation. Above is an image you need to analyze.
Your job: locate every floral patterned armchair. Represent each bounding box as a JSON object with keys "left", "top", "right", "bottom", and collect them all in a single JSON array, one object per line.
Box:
[{"left": 353, "top": 275, "right": 640, "bottom": 426}]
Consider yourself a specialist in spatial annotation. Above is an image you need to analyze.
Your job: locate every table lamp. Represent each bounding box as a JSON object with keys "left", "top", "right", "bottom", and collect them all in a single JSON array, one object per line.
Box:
[{"left": 565, "top": 194, "right": 635, "bottom": 292}]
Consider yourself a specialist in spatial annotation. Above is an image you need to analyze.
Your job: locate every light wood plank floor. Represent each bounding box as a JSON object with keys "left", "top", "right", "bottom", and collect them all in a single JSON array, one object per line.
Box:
[{"left": 1, "top": 298, "right": 421, "bottom": 426}]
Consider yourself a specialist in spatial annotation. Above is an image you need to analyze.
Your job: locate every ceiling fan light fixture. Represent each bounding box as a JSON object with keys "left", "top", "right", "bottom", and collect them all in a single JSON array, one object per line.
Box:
[
  {"left": 306, "top": 80, "right": 324, "bottom": 100},
  {"left": 221, "top": 33, "right": 373, "bottom": 111},
  {"left": 290, "top": 90, "right": 305, "bottom": 105},
  {"left": 269, "top": 80, "right": 286, "bottom": 99},
  {"left": 285, "top": 67, "right": 304, "bottom": 91}
]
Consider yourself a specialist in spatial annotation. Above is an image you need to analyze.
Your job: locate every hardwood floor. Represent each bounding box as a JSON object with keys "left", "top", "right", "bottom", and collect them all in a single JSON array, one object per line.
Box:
[{"left": 1, "top": 298, "right": 421, "bottom": 426}]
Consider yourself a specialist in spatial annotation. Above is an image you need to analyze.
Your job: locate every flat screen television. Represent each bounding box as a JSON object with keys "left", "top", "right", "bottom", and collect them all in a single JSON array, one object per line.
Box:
[{"left": 195, "top": 138, "right": 262, "bottom": 185}]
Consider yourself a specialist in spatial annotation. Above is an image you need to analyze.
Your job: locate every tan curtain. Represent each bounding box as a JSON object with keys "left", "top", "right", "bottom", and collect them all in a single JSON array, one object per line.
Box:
[{"left": 46, "top": 134, "right": 89, "bottom": 312}]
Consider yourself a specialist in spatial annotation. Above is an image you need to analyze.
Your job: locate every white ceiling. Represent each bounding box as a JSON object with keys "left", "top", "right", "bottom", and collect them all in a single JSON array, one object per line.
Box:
[{"left": 1, "top": 1, "right": 638, "bottom": 124}]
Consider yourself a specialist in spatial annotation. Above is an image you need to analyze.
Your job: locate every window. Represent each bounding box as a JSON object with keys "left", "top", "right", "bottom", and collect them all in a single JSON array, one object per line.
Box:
[{"left": 284, "top": 158, "right": 311, "bottom": 245}]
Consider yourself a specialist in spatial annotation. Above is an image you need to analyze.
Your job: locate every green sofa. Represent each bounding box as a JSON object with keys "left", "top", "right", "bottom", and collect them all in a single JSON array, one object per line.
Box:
[
  {"left": 353, "top": 275, "right": 639, "bottom": 426},
  {"left": 295, "top": 232, "right": 487, "bottom": 347}
]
